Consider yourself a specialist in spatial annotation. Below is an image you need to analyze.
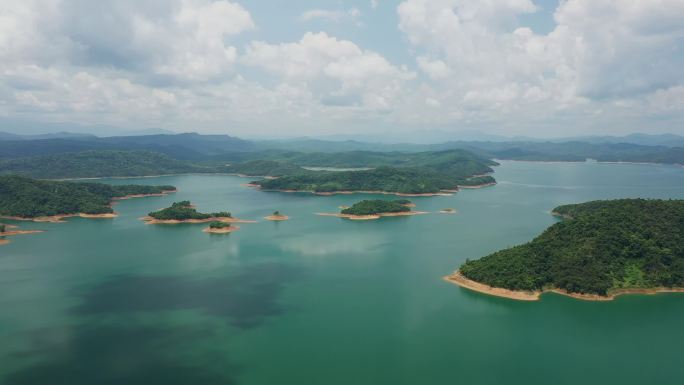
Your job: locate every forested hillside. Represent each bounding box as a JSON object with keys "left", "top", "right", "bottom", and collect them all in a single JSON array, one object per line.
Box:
[
  {"left": 459, "top": 199, "right": 684, "bottom": 296},
  {"left": 0, "top": 175, "right": 175, "bottom": 218},
  {"left": 0, "top": 150, "right": 209, "bottom": 178}
]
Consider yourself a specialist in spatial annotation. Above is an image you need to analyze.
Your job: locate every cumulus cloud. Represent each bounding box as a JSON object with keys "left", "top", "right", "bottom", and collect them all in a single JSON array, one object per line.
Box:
[
  {"left": 395, "top": 0, "right": 684, "bottom": 134},
  {"left": 0, "top": 0, "right": 682, "bottom": 137},
  {"left": 0, "top": 0, "right": 256, "bottom": 127},
  {"left": 243, "top": 32, "right": 415, "bottom": 111}
]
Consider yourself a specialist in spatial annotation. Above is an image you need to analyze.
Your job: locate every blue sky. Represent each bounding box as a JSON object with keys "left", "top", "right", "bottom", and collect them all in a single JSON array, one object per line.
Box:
[{"left": 1, "top": 0, "right": 683, "bottom": 140}]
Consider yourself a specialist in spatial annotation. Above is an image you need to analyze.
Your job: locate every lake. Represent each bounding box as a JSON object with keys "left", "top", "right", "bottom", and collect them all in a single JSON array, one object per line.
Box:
[{"left": 1, "top": 160, "right": 684, "bottom": 385}]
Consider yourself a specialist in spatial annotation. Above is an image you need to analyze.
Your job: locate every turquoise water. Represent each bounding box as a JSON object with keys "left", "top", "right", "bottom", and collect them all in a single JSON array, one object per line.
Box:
[{"left": 1, "top": 161, "right": 684, "bottom": 385}]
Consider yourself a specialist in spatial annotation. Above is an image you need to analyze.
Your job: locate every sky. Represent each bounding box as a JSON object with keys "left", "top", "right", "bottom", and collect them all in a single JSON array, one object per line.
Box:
[{"left": 0, "top": 0, "right": 683, "bottom": 140}]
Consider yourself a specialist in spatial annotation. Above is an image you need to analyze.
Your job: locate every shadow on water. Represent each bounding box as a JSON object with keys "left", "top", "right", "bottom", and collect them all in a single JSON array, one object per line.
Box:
[
  {"left": 3, "top": 263, "right": 304, "bottom": 385},
  {"left": 72, "top": 263, "right": 303, "bottom": 329},
  {"left": 4, "top": 324, "right": 241, "bottom": 385}
]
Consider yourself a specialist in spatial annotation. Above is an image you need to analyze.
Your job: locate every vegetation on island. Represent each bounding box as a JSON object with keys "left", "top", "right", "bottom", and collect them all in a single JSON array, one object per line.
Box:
[
  {"left": 0, "top": 224, "right": 5, "bottom": 233},
  {"left": 209, "top": 221, "right": 232, "bottom": 229},
  {"left": 341, "top": 200, "right": 412, "bottom": 216},
  {"left": 459, "top": 199, "right": 684, "bottom": 296},
  {"left": 0, "top": 175, "right": 175, "bottom": 218},
  {"left": 148, "top": 201, "right": 231, "bottom": 220},
  {"left": 256, "top": 166, "right": 484, "bottom": 194}
]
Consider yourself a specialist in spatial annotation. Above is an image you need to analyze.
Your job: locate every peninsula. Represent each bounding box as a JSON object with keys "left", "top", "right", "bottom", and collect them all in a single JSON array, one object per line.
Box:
[
  {"left": 0, "top": 175, "right": 176, "bottom": 221},
  {"left": 318, "top": 199, "right": 426, "bottom": 220},
  {"left": 447, "top": 199, "right": 684, "bottom": 301}
]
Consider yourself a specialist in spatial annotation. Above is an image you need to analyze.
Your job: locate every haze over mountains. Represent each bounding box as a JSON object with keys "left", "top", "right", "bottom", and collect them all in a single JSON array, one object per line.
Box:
[{"left": 0, "top": 131, "right": 683, "bottom": 168}]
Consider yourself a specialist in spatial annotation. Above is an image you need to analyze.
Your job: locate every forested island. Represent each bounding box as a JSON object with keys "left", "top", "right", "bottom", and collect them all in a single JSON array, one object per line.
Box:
[
  {"left": 0, "top": 175, "right": 176, "bottom": 220},
  {"left": 247, "top": 149, "right": 497, "bottom": 195},
  {"left": 253, "top": 166, "right": 495, "bottom": 195},
  {"left": 317, "top": 199, "right": 425, "bottom": 220},
  {"left": 142, "top": 201, "right": 256, "bottom": 226},
  {"left": 145, "top": 201, "right": 232, "bottom": 223},
  {"left": 341, "top": 200, "right": 412, "bottom": 216},
  {"left": 449, "top": 199, "right": 684, "bottom": 300},
  {"left": 203, "top": 221, "right": 239, "bottom": 234}
]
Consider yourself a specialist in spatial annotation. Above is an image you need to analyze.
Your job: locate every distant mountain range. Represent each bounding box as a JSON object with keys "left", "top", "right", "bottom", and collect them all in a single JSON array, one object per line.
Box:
[
  {"left": 0, "top": 131, "right": 97, "bottom": 141},
  {"left": 0, "top": 133, "right": 254, "bottom": 160},
  {"left": 0, "top": 131, "right": 683, "bottom": 165}
]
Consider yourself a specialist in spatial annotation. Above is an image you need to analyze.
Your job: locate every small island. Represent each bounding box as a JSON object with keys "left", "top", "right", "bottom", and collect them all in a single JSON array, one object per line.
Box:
[
  {"left": 439, "top": 208, "right": 457, "bottom": 214},
  {"left": 203, "top": 221, "right": 239, "bottom": 234},
  {"left": 0, "top": 175, "right": 176, "bottom": 221},
  {"left": 318, "top": 199, "right": 427, "bottom": 220},
  {"left": 265, "top": 211, "right": 289, "bottom": 221},
  {"left": 447, "top": 199, "right": 684, "bottom": 301},
  {"left": 143, "top": 201, "right": 239, "bottom": 224}
]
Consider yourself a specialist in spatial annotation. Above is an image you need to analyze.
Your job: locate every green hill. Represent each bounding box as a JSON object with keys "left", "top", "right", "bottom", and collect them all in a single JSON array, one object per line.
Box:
[
  {"left": 459, "top": 199, "right": 684, "bottom": 296},
  {"left": 0, "top": 150, "right": 209, "bottom": 179},
  {"left": 0, "top": 175, "right": 175, "bottom": 218}
]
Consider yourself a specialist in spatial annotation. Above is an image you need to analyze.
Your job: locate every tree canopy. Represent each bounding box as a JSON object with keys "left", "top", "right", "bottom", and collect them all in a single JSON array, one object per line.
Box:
[
  {"left": 341, "top": 200, "right": 411, "bottom": 216},
  {"left": 148, "top": 201, "right": 231, "bottom": 220},
  {"left": 459, "top": 199, "right": 684, "bottom": 296},
  {"left": 0, "top": 175, "right": 175, "bottom": 218}
]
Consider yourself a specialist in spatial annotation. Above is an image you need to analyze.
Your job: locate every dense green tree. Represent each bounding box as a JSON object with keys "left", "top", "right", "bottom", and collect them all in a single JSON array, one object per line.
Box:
[
  {"left": 341, "top": 200, "right": 411, "bottom": 215},
  {"left": 459, "top": 199, "right": 684, "bottom": 295},
  {"left": 149, "top": 201, "right": 231, "bottom": 220},
  {"left": 0, "top": 175, "right": 175, "bottom": 218}
]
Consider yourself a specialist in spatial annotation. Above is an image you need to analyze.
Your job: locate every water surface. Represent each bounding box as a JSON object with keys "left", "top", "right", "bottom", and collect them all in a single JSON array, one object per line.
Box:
[{"left": 1, "top": 161, "right": 684, "bottom": 385}]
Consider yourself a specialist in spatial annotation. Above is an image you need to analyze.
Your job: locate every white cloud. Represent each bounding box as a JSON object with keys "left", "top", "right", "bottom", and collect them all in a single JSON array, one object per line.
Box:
[
  {"left": 243, "top": 32, "right": 414, "bottom": 111},
  {"left": 396, "top": 0, "right": 684, "bottom": 135},
  {"left": 0, "top": 0, "right": 682, "bottom": 138}
]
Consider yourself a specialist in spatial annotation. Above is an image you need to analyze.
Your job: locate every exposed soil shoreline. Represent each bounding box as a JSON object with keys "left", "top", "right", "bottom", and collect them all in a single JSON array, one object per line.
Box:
[
  {"left": 0, "top": 190, "right": 177, "bottom": 223},
  {"left": 141, "top": 216, "right": 257, "bottom": 225},
  {"left": 250, "top": 185, "right": 455, "bottom": 197},
  {"left": 457, "top": 182, "right": 497, "bottom": 189},
  {"left": 445, "top": 271, "right": 684, "bottom": 301},
  {"left": 0, "top": 226, "right": 44, "bottom": 246},
  {"left": 264, "top": 215, "right": 289, "bottom": 221},
  {"left": 316, "top": 211, "right": 428, "bottom": 221},
  {"left": 112, "top": 189, "right": 177, "bottom": 201},
  {"left": 0, "top": 213, "right": 119, "bottom": 222}
]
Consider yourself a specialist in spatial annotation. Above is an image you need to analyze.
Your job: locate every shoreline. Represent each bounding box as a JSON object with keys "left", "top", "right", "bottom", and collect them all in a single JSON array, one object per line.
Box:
[
  {"left": 457, "top": 182, "right": 497, "bottom": 189},
  {"left": 0, "top": 230, "right": 45, "bottom": 236},
  {"left": 0, "top": 213, "right": 119, "bottom": 222},
  {"left": 141, "top": 216, "right": 257, "bottom": 225},
  {"left": 316, "top": 211, "right": 428, "bottom": 221},
  {"left": 0, "top": 190, "right": 176, "bottom": 223},
  {"left": 203, "top": 225, "right": 240, "bottom": 234},
  {"left": 264, "top": 215, "right": 289, "bottom": 221},
  {"left": 445, "top": 271, "right": 684, "bottom": 301},
  {"left": 112, "top": 189, "right": 177, "bottom": 201},
  {"left": 252, "top": 186, "right": 454, "bottom": 197}
]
